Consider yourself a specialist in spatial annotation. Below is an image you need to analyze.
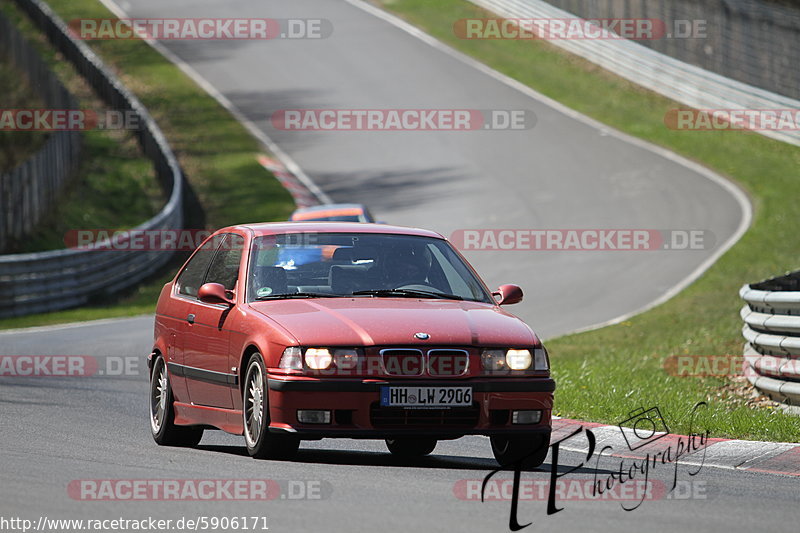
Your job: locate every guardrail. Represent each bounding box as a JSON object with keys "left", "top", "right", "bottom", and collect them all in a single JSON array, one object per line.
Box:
[
  {"left": 740, "top": 273, "right": 800, "bottom": 411},
  {"left": 468, "top": 0, "right": 800, "bottom": 147},
  {"left": 0, "top": 0, "right": 184, "bottom": 319},
  {"left": 0, "top": 10, "right": 82, "bottom": 252},
  {"left": 542, "top": 0, "right": 800, "bottom": 103}
]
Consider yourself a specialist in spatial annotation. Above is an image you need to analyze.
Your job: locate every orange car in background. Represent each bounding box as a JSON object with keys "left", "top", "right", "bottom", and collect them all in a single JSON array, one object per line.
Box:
[{"left": 290, "top": 203, "right": 376, "bottom": 223}]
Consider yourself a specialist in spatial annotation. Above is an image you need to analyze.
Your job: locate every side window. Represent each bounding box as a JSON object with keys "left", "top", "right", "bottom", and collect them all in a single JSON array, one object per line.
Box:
[
  {"left": 204, "top": 234, "right": 245, "bottom": 291},
  {"left": 176, "top": 236, "right": 220, "bottom": 297}
]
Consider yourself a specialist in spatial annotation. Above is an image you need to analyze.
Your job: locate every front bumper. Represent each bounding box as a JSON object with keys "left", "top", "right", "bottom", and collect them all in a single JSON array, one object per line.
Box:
[{"left": 266, "top": 376, "right": 555, "bottom": 439}]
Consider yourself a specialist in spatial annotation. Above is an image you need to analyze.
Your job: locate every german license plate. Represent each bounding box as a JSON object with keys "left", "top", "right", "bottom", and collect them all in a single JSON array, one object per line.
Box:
[{"left": 380, "top": 386, "right": 472, "bottom": 407}]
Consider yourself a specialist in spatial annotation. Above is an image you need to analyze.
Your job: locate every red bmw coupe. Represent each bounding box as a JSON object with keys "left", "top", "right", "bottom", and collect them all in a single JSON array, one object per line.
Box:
[{"left": 149, "top": 223, "right": 554, "bottom": 466}]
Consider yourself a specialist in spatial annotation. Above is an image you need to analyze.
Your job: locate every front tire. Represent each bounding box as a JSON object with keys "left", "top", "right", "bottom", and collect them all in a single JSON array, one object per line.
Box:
[
  {"left": 385, "top": 438, "right": 437, "bottom": 457},
  {"left": 490, "top": 433, "right": 550, "bottom": 469},
  {"left": 243, "top": 352, "right": 299, "bottom": 459},
  {"left": 149, "top": 355, "right": 203, "bottom": 447}
]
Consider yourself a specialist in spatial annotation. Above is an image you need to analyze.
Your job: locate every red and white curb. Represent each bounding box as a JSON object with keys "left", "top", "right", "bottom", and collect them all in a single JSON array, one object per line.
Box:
[
  {"left": 552, "top": 417, "right": 800, "bottom": 477},
  {"left": 257, "top": 155, "right": 320, "bottom": 208}
]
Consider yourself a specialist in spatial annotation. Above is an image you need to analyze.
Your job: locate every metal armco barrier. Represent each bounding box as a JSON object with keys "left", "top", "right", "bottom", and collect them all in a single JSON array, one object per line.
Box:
[
  {"left": 468, "top": 0, "right": 800, "bottom": 147},
  {"left": 0, "top": 10, "right": 82, "bottom": 252},
  {"left": 740, "top": 272, "right": 800, "bottom": 411},
  {"left": 543, "top": 0, "right": 800, "bottom": 103},
  {"left": 0, "top": 0, "right": 184, "bottom": 319}
]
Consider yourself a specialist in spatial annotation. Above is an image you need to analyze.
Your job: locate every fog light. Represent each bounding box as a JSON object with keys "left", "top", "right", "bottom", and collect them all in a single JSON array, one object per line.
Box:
[
  {"left": 297, "top": 410, "right": 331, "bottom": 424},
  {"left": 512, "top": 410, "right": 542, "bottom": 425}
]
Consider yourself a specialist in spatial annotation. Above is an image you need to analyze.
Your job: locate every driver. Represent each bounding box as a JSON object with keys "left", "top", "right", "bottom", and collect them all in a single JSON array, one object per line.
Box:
[{"left": 381, "top": 243, "right": 433, "bottom": 288}]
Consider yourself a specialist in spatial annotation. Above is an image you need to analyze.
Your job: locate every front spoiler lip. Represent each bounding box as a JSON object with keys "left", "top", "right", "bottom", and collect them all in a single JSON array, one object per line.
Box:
[
  {"left": 267, "top": 377, "right": 556, "bottom": 393},
  {"left": 269, "top": 426, "right": 552, "bottom": 439}
]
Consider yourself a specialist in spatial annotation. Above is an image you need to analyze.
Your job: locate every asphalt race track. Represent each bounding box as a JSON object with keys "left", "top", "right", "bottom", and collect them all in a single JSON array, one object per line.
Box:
[
  {"left": 3, "top": 1, "right": 796, "bottom": 532},
  {"left": 113, "top": 0, "right": 747, "bottom": 338},
  {"left": 2, "top": 321, "right": 799, "bottom": 532}
]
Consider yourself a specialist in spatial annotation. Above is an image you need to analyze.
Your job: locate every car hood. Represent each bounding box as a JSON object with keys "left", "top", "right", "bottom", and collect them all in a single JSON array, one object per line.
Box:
[{"left": 248, "top": 298, "right": 539, "bottom": 347}]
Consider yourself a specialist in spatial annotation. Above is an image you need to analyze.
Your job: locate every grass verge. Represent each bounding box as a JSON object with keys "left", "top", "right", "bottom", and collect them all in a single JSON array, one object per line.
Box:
[
  {"left": 0, "top": 1, "right": 161, "bottom": 253},
  {"left": 378, "top": 0, "right": 800, "bottom": 441},
  {"left": 0, "top": 0, "right": 294, "bottom": 328}
]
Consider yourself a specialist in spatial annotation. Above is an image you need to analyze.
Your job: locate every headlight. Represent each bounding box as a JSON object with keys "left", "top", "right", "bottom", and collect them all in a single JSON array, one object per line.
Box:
[
  {"left": 481, "top": 347, "right": 549, "bottom": 373},
  {"left": 279, "top": 346, "right": 303, "bottom": 370},
  {"left": 481, "top": 349, "right": 507, "bottom": 372},
  {"left": 305, "top": 348, "right": 333, "bottom": 370},
  {"left": 506, "top": 349, "right": 532, "bottom": 370},
  {"left": 333, "top": 348, "right": 360, "bottom": 370}
]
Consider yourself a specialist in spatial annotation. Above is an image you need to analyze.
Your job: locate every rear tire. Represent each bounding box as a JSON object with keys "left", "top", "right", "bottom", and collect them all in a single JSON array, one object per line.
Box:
[
  {"left": 149, "top": 355, "right": 204, "bottom": 447},
  {"left": 385, "top": 438, "right": 437, "bottom": 457},
  {"left": 490, "top": 433, "right": 550, "bottom": 469},
  {"left": 243, "top": 352, "right": 299, "bottom": 460}
]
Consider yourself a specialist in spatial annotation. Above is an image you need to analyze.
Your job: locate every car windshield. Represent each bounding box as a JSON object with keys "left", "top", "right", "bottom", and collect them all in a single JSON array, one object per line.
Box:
[{"left": 247, "top": 232, "right": 492, "bottom": 303}]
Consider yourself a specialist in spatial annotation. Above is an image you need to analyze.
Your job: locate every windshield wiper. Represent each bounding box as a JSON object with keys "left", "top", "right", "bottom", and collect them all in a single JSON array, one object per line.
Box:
[
  {"left": 351, "top": 289, "right": 463, "bottom": 300},
  {"left": 255, "top": 292, "right": 340, "bottom": 300}
]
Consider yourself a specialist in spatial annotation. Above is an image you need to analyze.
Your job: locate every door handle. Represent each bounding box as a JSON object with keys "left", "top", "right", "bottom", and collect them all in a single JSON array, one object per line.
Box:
[{"left": 186, "top": 313, "right": 195, "bottom": 324}]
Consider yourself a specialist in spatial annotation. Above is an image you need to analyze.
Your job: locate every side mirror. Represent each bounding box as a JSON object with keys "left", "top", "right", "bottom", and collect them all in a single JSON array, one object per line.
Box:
[
  {"left": 493, "top": 284, "right": 523, "bottom": 306},
  {"left": 198, "top": 282, "right": 233, "bottom": 306}
]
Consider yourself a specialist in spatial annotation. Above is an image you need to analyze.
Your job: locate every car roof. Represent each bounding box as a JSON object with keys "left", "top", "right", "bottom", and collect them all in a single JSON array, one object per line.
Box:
[{"left": 224, "top": 222, "right": 445, "bottom": 239}]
